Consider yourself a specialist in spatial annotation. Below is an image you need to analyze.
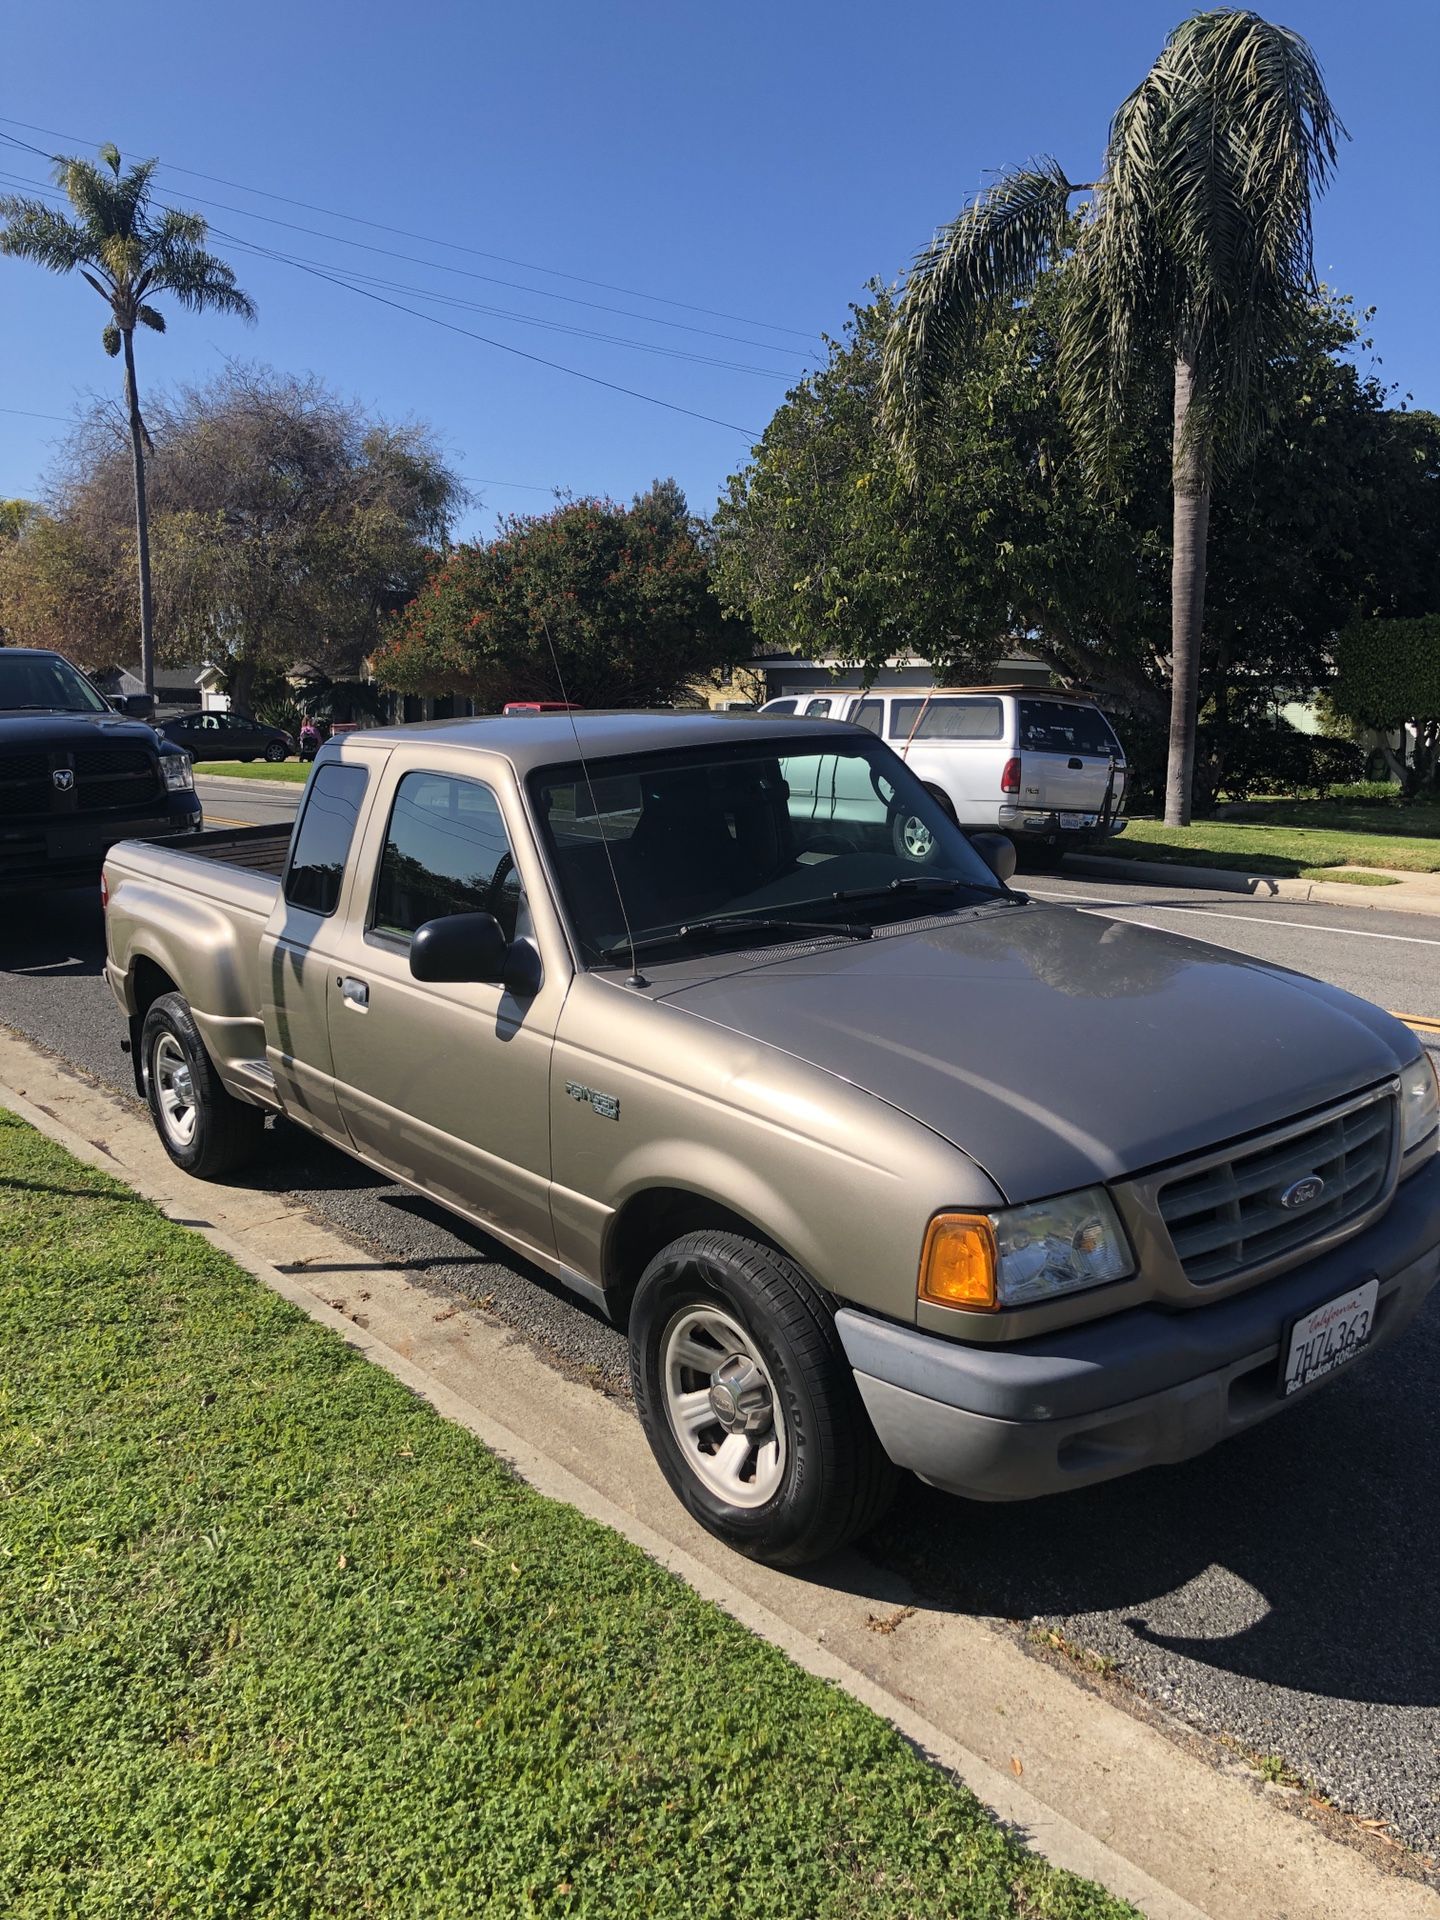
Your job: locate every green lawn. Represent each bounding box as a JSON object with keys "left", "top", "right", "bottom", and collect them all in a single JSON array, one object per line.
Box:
[
  {"left": 0, "top": 1111, "right": 1133, "bottom": 1920},
  {"left": 1108, "top": 805, "right": 1440, "bottom": 881},
  {"left": 195, "top": 759, "right": 311, "bottom": 783}
]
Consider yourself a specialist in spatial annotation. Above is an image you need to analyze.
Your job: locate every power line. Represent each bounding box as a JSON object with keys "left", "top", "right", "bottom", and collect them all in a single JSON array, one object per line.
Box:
[
  {"left": 0, "top": 404, "right": 78, "bottom": 423},
  {"left": 217, "top": 231, "right": 763, "bottom": 438},
  {"left": 9, "top": 133, "right": 806, "bottom": 362},
  {"left": 215, "top": 232, "right": 790, "bottom": 377},
  {"left": 0, "top": 114, "right": 818, "bottom": 344},
  {"left": 0, "top": 166, "right": 764, "bottom": 435}
]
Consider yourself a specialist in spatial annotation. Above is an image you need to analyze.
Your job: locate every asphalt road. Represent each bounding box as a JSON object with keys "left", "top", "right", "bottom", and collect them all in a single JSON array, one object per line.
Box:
[{"left": 3, "top": 776, "right": 1438, "bottom": 1861}]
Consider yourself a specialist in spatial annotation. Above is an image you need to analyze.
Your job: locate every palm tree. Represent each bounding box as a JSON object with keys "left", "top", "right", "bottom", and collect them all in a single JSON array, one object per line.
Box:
[
  {"left": 0, "top": 146, "right": 254, "bottom": 697},
  {"left": 882, "top": 10, "right": 1342, "bottom": 824}
]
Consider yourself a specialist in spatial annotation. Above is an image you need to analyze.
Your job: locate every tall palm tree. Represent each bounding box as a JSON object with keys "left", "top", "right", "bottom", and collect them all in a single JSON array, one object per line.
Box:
[
  {"left": 0, "top": 146, "right": 254, "bottom": 697},
  {"left": 882, "top": 9, "right": 1342, "bottom": 823}
]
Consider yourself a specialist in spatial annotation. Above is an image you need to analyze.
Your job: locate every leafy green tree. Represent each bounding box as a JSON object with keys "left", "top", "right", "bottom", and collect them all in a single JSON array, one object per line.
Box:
[
  {"left": 0, "top": 146, "right": 254, "bottom": 695},
  {"left": 714, "top": 278, "right": 1169, "bottom": 724},
  {"left": 880, "top": 9, "right": 1342, "bottom": 823},
  {"left": 375, "top": 481, "right": 749, "bottom": 709},
  {"left": 716, "top": 282, "right": 1437, "bottom": 808},
  {"left": 1331, "top": 617, "right": 1440, "bottom": 793}
]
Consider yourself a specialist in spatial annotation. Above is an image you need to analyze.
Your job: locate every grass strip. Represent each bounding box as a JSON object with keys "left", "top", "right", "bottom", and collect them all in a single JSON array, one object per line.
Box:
[
  {"left": 1109, "top": 817, "right": 1440, "bottom": 878},
  {"left": 0, "top": 1112, "right": 1134, "bottom": 1920},
  {"left": 194, "top": 760, "right": 311, "bottom": 783}
]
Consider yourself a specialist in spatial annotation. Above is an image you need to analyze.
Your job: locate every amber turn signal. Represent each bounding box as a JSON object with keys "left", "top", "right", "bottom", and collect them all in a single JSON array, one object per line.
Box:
[{"left": 918, "top": 1213, "right": 999, "bottom": 1311}]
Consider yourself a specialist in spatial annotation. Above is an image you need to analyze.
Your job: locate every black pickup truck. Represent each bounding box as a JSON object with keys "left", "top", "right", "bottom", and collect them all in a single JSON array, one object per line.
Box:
[{"left": 0, "top": 647, "right": 203, "bottom": 895}]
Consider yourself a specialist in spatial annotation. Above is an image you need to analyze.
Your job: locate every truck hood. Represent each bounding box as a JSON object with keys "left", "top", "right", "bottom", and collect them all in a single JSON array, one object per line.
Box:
[
  {"left": 654, "top": 904, "right": 1416, "bottom": 1202},
  {"left": 0, "top": 710, "right": 162, "bottom": 749}
]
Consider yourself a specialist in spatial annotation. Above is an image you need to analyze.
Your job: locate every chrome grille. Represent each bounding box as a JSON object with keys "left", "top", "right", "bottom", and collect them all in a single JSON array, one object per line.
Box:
[{"left": 1156, "top": 1086, "right": 1398, "bottom": 1287}]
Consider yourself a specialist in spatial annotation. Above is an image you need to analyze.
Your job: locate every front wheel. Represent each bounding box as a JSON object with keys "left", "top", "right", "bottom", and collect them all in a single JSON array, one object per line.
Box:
[
  {"left": 263, "top": 740, "right": 287, "bottom": 762},
  {"left": 142, "top": 992, "right": 265, "bottom": 1178},
  {"left": 629, "top": 1231, "right": 896, "bottom": 1566}
]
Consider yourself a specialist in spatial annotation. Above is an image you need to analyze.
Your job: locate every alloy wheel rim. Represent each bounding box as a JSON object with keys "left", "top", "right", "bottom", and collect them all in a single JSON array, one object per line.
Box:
[
  {"left": 152, "top": 1033, "right": 198, "bottom": 1147},
  {"left": 660, "top": 1304, "right": 786, "bottom": 1509},
  {"left": 903, "top": 815, "right": 934, "bottom": 859}
]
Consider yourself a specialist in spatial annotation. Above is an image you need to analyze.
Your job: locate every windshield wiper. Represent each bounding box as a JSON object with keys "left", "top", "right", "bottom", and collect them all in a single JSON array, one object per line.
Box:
[
  {"left": 605, "top": 914, "right": 873, "bottom": 960},
  {"left": 828, "top": 876, "right": 1006, "bottom": 904}
]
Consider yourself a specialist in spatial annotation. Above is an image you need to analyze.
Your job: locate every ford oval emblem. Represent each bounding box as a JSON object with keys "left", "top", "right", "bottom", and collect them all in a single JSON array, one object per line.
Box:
[{"left": 1279, "top": 1174, "right": 1325, "bottom": 1210}]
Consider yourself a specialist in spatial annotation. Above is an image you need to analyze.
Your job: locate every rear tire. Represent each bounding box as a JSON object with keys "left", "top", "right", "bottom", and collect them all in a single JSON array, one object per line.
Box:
[
  {"left": 142, "top": 992, "right": 265, "bottom": 1178},
  {"left": 629, "top": 1231, "right": 896, "bottom": 1566}
]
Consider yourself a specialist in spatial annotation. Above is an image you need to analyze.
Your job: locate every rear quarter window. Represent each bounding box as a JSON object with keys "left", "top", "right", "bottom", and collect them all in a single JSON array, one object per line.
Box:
[{"left": 284, "top": 763, "right": 369, "bottom": 916}]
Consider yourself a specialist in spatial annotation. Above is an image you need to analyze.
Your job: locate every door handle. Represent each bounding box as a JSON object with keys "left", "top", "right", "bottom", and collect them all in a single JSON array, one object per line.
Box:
[
  {"left": 338, "top": 975, "right": 369, "bottom": 1011},
  {"left": 1067, "top": 757, "right": 1084, "bottom": 770}
]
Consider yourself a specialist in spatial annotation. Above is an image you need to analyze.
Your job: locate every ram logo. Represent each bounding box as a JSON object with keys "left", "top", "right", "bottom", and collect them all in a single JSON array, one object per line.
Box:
[{"left": 52, "top": 768, "right": 75, "bottom": 792}]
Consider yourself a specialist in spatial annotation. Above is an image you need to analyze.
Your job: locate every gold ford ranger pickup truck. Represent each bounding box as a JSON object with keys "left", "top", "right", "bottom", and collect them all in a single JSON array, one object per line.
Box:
[{"left": 103, "top": 713, "right": 1440, "bottom": 1566}]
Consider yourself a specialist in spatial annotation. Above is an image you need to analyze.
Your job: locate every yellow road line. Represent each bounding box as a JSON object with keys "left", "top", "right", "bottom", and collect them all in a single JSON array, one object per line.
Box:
[
  {"left": 203, "top": 813, "right": 256, "bottom": 828},
  {"left": 1393, "top": 1012, "right": 1440, "bottom": 1034}
]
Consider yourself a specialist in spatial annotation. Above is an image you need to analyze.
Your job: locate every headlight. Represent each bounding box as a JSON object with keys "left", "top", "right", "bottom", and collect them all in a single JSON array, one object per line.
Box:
[
  {"left": 919, "top": 1187, "right": 1133, "bottom": 1311},
  {"left": 160, "top": 752, "right": 194, "bottom": 793},
  {"left": 1400, "top": 1052, "right": 1439, "bottom": 1162}
]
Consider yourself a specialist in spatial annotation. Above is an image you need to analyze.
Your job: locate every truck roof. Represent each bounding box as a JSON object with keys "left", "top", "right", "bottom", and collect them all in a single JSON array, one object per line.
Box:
[{"left": 330, "top": 710, "right": 851, "bottom": 773}]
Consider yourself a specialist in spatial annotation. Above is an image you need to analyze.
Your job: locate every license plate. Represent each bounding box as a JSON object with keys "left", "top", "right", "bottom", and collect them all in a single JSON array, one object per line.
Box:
[
  {"left": 1282, "top": 1279, "right": 1378, "bottom": 1395},
  {"left": 1059, "top": 811, "right": 1096, "bottom": 829}
]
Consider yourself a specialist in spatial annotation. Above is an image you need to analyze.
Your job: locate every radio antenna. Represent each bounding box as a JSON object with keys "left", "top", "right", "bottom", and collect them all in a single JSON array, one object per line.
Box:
[{"left": 539, "top": 619, "right": 647, "bottom": 989}]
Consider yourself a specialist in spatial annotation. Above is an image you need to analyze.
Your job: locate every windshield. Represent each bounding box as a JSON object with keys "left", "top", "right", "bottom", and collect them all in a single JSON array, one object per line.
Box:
[
  {"left": 531, "top": 735, "right": 1010, "bottom": 966},
  {"left": 0, "top": 652, "right": 110, "bottom": 715}
]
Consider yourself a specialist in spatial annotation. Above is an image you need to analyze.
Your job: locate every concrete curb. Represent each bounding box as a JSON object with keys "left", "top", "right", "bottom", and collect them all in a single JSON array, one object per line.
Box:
[
  {"left": 1064, "top": 853, "right": 1440, "bottom": 918},
  {"left": 1, "top": 1029, "right": 1434, "bottom": 1920}
]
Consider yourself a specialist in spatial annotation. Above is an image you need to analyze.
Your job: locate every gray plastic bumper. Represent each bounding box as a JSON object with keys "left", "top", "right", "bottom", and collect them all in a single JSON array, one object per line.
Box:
[{"left": 837, "top": 1158, "right": 1440, "bottom": 1501}]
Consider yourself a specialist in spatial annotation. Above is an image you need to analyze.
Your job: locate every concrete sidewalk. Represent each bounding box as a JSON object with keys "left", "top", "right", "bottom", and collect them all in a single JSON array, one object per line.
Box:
[{"left": 1, "top": 1026, "right": 1434, "bottom": 1920}]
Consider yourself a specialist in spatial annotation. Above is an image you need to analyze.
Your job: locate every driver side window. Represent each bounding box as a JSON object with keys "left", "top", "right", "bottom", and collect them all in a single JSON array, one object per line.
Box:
[{"left": 371, "top": 772, "right": 522, "bottom": 943}]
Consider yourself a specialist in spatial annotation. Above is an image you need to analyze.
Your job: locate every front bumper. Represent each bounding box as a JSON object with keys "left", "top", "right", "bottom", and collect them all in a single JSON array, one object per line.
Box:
[
  {"left": 837, "top": 1156, "right": 1440, "bottom": 1501},
  {"left": 0, "top": 795, "right": 203, "bottom": 894}
]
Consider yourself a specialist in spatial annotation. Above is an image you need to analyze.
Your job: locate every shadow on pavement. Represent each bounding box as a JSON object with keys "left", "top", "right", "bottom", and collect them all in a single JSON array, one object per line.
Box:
[{"left": 850, "top": 1295, "right": 1440, "bottom": 1710}]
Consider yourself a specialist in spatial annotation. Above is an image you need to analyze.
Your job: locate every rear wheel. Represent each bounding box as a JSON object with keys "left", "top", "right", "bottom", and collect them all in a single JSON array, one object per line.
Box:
[
  {"left": 629, "top": 1231, "right": 896, "bottom": 1566},
  {"left": 142, "top": 992, "right": 265, "bottom": 1178}
]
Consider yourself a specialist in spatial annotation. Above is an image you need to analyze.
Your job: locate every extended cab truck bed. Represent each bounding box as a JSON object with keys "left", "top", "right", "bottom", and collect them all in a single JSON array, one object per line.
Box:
[{"left": 103, "top": 715, "right": 1440, "bottom": 1566}]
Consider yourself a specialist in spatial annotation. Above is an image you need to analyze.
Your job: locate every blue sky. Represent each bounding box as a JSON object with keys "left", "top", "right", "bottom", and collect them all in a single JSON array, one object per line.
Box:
[{"left": 2, "top": 0, "right": 1436, "bottom": 543}]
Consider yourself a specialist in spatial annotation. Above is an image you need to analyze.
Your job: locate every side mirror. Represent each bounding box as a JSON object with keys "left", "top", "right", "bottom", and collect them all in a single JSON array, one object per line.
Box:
[
  {"left": 122, "top": 692, "right": 155, "bottom": 717},
  {"left": 409, "top": 912, "right": 541, "bottom": 998},
  {"left": 969, "top": 831, "right": 1018, "bottom": 885}
]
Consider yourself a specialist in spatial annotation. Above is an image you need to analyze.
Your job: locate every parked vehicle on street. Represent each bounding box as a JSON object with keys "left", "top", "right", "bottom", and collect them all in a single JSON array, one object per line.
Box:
[
  {"left": 760, "top": 687, "right": 1128, "bottom": 862},
  {"left": 0, "top": 646, "right": 201, "bottom": 894},
  {"left": 103, "top": 712, "right": 1439, "bottom": 1565},
  {"left": 159, "top": 709, "right": 293, "bottom": 763},
  {"left": 503, "top": 701, "right": 584, "bottom": 715}
]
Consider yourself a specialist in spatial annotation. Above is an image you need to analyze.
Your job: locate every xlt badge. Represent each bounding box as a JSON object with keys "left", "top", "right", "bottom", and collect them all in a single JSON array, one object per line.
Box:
[{"left": 566, "top": 1081, "right": 620, "bottom": 1121}]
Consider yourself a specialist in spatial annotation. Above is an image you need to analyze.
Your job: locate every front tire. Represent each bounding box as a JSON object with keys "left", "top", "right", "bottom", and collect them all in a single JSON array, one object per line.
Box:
[
  {"left": 142, "top": 992, "right": 265, "bottom": 1178},
  {"left": 264, "top": 741, "right": 287, "bottom": 762},
  {"left": 629, "top": 1231, "right": 896, "bottom": 1566}
]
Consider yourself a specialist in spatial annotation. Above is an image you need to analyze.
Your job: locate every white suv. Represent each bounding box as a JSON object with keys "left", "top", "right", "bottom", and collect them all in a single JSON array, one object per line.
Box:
[{"left": 760, "top": 686, "right": 1128, "bottom": 862}]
